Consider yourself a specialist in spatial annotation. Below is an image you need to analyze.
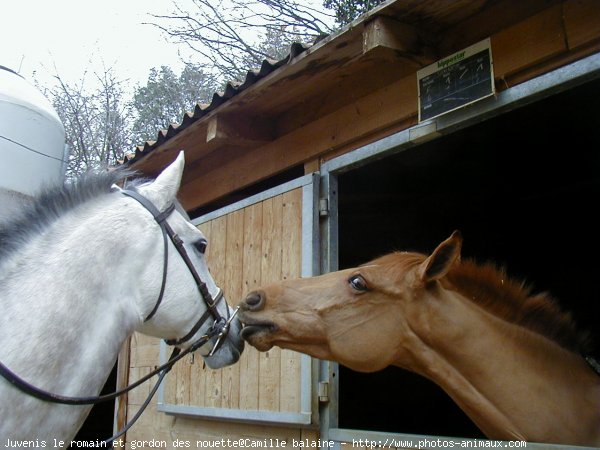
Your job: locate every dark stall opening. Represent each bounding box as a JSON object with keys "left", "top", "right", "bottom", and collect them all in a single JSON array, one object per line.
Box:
[{"left": 336, "top": 78, "right": 600, "bottom": 438}]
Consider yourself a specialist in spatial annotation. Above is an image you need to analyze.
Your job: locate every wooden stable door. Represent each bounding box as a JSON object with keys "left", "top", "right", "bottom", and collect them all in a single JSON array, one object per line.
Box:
[{"left": 157, "top": 174, "right": 318, "bottom": 427}]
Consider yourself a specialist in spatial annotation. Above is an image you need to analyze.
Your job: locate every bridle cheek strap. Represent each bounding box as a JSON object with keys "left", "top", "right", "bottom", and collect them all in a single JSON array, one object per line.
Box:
[
  {"left": 119, "top": 189, "right": 174, "bottom": 321},
  {"left": 119, "top": 188, "right": 225, "bottom": 345}
]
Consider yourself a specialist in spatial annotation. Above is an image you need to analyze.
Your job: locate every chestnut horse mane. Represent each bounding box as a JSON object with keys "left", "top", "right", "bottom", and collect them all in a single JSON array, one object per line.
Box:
[
  {"left": 445, "top": 259, "right": 592, "bottom": 355},
  {"left": 369, "top": 252, "right": 591, "bottom": 355}
]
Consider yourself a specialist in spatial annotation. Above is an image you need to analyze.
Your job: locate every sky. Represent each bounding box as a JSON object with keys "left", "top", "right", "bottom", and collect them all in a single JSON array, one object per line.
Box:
[
  {"left": 1, "top": 0, "right": 191, "bottom": 92},
  {"left": 1, "top": 0, "right": 333, "bottom": 96}
]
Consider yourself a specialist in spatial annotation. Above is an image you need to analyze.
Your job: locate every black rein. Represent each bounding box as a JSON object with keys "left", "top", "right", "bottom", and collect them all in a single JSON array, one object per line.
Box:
[{"left": 0, "top": 188, "right": 235, "bottom": 445}]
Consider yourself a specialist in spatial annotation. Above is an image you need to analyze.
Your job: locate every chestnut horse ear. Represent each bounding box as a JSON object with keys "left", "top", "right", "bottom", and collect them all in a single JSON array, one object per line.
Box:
[{"left": 417, "top": 231, "right": 462, "bottom": 283}]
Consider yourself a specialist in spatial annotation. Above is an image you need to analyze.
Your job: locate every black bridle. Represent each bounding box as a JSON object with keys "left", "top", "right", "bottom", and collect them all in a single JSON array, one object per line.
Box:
[
  {"left": 120, "top": 188, "right": 229, "bottom": 346},
  {"left": 0, "top": 188, "right": 239, "bottom": 445}
]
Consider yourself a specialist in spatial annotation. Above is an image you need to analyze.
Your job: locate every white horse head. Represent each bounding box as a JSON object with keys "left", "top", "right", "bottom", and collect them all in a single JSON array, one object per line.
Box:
[
  {"left": 127, "top": 151, "right": 244, "bottom": 368},
  {"left": 0, "top": 151, "right": 243, "bottom": 444}
]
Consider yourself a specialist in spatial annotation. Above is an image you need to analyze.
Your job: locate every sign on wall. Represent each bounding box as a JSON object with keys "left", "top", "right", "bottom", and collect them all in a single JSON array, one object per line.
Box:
[{"left": 417, "top": 38, "right": 495, "bottom": 122}]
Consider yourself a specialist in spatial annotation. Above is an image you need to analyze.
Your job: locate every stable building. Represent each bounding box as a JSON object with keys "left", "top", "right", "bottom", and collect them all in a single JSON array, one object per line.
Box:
[{"left": 118, "top": 0, "right": 600, "bottom": 448}]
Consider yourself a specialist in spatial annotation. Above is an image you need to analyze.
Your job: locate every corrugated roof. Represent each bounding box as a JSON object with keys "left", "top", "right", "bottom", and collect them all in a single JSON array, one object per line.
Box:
[
  {"left": 122, "top": 42, "right": 311, "bottom": 166},
  {"left": 122, "top": 0, "right": 564, "bottom": 171}
]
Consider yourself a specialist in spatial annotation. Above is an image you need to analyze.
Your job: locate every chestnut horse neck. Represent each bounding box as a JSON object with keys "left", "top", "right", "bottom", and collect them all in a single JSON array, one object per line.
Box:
[
  {"left": 443, "top": 259, "right": 592, "bottom": 356},
  {"left": 381, "top": 243, "right": 600, "bottom": 445},
  {"left": 240, "top": 231, "right": 600, "bottom": 445}
]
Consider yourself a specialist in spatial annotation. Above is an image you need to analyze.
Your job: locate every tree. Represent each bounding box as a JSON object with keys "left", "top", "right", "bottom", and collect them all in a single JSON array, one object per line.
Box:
[
  {"left": 323, "top": 0, "right": 386, "bottom": 27},
  {"left": 149, "top": 0, "right": 335, "bottom": 81},
  {"left": 41, "top": 67, "right": 133, "bottom": 179},
  {"left": 130, "top": 64, "right": 219, "bottom": 145}
]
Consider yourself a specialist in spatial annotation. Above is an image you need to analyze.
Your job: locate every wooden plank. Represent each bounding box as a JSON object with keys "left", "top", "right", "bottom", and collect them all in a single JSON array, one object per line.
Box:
[
  {"left": 163, "top": 363, "right": 177, "bottom": 406},
  {"left": 131, "top": 330, "right": 156, "bottom": 347},
  {"left": 440, "top": 0, "right": 561, "bottom": 55},
  {"left": 204, "top": 366, "right": 222, "bottom": 408},
  {"left": 242, "top": 202, "right": 264, "bottom": 416},
  {"left": 280, "top": 189, "right": 303, "bottom": 413},
  {"left": 280, "top": 350, "right": 302, "bottom": 413},
  {"left": 304, "top": 158, "right": 320, "bottom": 174},
  {"left": 218, "top": 213, "right": 242, "bottom": 410},
  {"left": 364, "top": 16, "right": 419, "bottom": 54},
  {"left": 260, "top": 195, "right": 284, "bottom": 286},
  {"left": 258, "top": 196, "right": 283, "bottom": 411},
  {"left": 259, "top": 348, "right": 282, "bottom": 412},
  {"left": 491, "top": 5, "right": 567, "bottom": 79},
  {"left": 362, "top": 16, "right": 434, "bottom": 67},
  {"left": 178, "top": 74, "right": 417, "bottom": 211},
  {"left": 152, "top": 417, "right": 304, "bottom": 444},
  {"left": 281, "top": 189, "right": 302, "bottom": 282},
  {"left": 239, "top": 205, "right": 262, "bottom": 410},
  {"left": 126, "top": 367, "right": 150, "bottom": 406},
  {"left": 126, "top": 401, "right": 172, "bottom": 444},
  {"left": 242, "top": 202, "right": 263, "bottom": 303},
  {"left": 301, "top": 430, "right": 320, "bottom": 447},
  {"left": 205, "top": 215, "right": 226, "bottom": 294},
  {"left": 188, "top": 353, "right": 207, "bottom": 408},
  {"left": 203, "top": 216, "right": 226, "bottom": 409},
  {"left": 114, "top": 338, "right": 131, "bottom": 434},
  {"left": 206, "top": 113, "right": 274, "bottom": 148},
  {"left": 188, "top": 220, "right": 213, "bottom": 408},
  {"left": 129, "top": 119, "right": 211, "bottom": 178},
  {"left": 275, "top": 50, "right": 419, "bottom": 137},
  {"left": 131, "top": 343, "right": 160, "bottom": 368},
  {"left": 175, "top": 356, "right": 191, "bottom": 406},
  {"left": 564, "top": 0, "right": 600, "bottom": 50}
]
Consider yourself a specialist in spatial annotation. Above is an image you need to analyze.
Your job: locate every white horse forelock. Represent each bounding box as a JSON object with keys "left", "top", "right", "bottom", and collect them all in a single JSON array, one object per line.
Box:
[{"left": 0, "top": 152, "right": 243, "bottom": 446}]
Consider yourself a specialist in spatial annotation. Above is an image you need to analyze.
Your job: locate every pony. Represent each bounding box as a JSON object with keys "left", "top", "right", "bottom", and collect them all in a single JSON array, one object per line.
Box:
[
  {"left": 0, "top": 152, "right": 244, "bottom": 445},
  {"left": 239, "top": 231, "right": 600, "bottom": 446}
]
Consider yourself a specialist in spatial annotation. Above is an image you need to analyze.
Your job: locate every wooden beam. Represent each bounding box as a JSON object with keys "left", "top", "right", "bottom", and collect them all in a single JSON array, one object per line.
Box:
[
  {"left": 564, "top": 0, "right": 600, "bottom": 51},
  {"left": 129, "top": 112, "right": 276, "bottom": 177},
  {"left": 440, "top": 0, "right": 563, "bottom": 55},
  {"left": 491, "top": 5, "right": 566, "bottom": 80},
  {"left": 206, "top": 113, "right": 275, "bottom": 148},
  {"left": 364, "top": 16, "right": 418, "bottom": 54},
  {"left": 178, "top": 75, "right": 417, "bottom": 210},
  {"left": 363, "top": 16, "right": 435, "bottom": 66},
  {"left": 114, "top": 338, "right": 131, "bottom": 436},
  {"left": 304, "top": 158, "right": 320, "bottom": 174}
]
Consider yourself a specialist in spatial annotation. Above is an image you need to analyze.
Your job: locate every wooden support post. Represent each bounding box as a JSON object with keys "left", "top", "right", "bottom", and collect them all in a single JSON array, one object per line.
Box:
[
  {"left": 363, "top": 16, "right": 435, "bottom": 66},
  {"left": 206, "top": 113, "right": 275, "bottom": 148},
  {"left": 304, "top": 158, "right": 320, "bottom": 174},
  {"left": 114, "top": 337, "right": 131, "bottom": 436},
  {"left": 363, "top": 16, "right": 418, "bottom": 54}
]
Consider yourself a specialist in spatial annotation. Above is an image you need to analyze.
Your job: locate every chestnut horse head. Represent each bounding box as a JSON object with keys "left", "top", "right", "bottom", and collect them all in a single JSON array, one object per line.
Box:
[{"left": 239, "top": 232, "right": 600, "bottom": 445}]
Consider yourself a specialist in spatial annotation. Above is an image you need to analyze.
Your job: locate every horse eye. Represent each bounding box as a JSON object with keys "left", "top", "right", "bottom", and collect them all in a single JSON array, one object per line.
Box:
[
  {"left": 348, "top": 275, "right": 368, "bottom": 292},
  {"left": 193, "top": 239, "right": 207, "bottom": 254}
]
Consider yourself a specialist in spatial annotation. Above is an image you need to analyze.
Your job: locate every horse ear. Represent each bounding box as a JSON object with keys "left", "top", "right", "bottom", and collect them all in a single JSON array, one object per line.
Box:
[
  {"left": 417, "top": 231, "right": 462, "bottom": 283},
  {"left": 142, "top": 151, "right": 185, "bottom": 210}
]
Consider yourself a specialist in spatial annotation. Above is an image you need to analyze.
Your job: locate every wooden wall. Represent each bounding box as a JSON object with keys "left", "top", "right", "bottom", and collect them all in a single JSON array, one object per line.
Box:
[{"left": 125, "top": 187, "right": 318, "bottom": 447}]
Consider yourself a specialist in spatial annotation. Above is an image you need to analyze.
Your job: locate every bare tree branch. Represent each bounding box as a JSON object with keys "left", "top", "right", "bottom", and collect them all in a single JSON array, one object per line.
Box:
[
  {"left": 147, "top": 0, "right": 335, "bottom": 82},
  {"left": 40, "top": 66, "right": 133, "bottom": 179}
]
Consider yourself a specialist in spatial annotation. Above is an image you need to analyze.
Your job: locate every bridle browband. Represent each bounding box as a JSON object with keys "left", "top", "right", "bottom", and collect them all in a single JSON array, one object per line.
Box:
[{"left": 0, "top": 188, "right": 239, "bottom": 444}]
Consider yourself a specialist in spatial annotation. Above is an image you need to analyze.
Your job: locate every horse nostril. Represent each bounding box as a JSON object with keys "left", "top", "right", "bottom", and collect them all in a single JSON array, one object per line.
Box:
[{"left": 244, "top": 291, "right": 265, "bottom": 310}]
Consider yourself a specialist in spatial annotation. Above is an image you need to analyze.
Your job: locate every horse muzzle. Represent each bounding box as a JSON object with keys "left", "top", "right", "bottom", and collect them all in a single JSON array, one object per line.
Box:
[{"left": 238, "top": 291, "right": 279, "bottom": 350}]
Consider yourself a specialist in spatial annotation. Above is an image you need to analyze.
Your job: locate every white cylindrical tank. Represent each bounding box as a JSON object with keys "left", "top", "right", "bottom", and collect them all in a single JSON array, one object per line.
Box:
[{"left": 0, "top": 65, "right": 66, "bottom": 221}]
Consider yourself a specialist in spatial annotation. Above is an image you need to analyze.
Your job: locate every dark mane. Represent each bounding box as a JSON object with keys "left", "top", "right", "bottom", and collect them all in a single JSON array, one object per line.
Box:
[
  {"left": 0, "top": 167, "right": 137, "bottom": 262},
  {"left": 446, "top": 260, "right": 592, "bottom": 355}
]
